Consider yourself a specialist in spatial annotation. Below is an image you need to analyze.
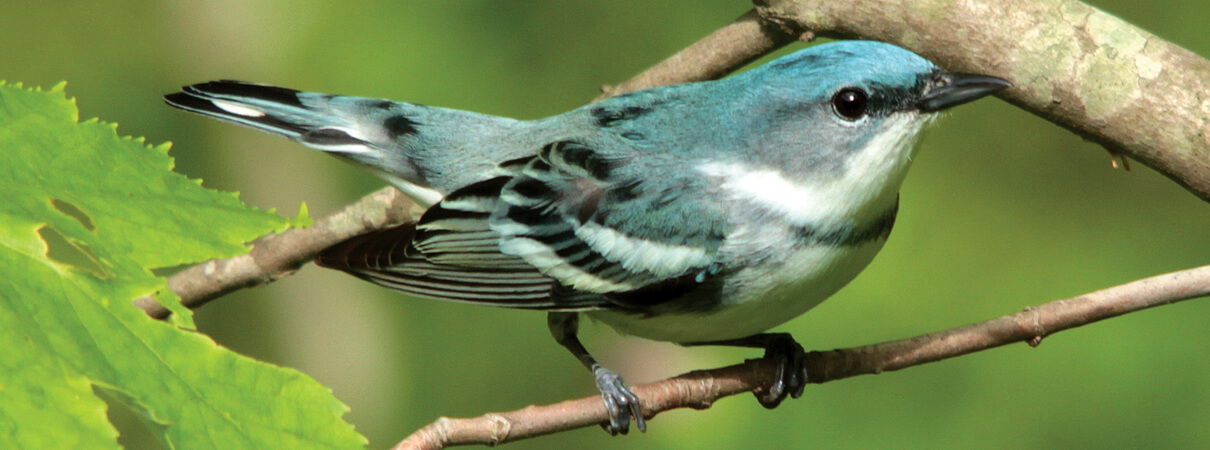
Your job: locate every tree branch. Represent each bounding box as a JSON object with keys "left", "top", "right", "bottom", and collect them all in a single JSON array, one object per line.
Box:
[
  {"left": 751, "top": 0, "right": 1210, "bottom": 201},
  {"left": 592, "top": 9, "right": 801, "bottom": 101},
  {"left": 133, "top": 187, "right": 422, "bottom": 318},
  {"left": 393, "top": 264, "right": 1210, "bottom": 449}
]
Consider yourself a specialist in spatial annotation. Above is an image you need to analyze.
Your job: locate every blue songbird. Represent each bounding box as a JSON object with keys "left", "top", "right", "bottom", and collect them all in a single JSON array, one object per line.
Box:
[{"left": 166, "top": 40, "right": 1010, "bottom": 435}]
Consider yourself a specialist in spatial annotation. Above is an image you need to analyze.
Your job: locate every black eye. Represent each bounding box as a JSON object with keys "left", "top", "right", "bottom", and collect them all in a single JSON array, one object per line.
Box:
[{"left": 832, "top": 88, "right": 868, "bottom": 121}]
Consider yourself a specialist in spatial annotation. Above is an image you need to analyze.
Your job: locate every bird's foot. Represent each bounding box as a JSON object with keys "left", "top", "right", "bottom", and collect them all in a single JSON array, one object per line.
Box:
[
  {"left": 753, "top": 333, "right": 808, "bottom": 409},
  {"left": 592, "top": 364, "right": 645, "bottom": 435}
]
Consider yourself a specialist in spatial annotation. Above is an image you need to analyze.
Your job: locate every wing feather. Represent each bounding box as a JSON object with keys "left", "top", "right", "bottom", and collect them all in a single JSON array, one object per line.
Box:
[
  {"left": 490, "top": 141, "right": 724, "bottom": 297},
  {"left": 317, "top": 140, "right": 726, "bottom": 310}
]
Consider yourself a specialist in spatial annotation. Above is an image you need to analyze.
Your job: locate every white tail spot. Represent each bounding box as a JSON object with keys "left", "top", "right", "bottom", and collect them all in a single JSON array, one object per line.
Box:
[{"left": 212, "top": 100, "right": 267, "bottom": 117}]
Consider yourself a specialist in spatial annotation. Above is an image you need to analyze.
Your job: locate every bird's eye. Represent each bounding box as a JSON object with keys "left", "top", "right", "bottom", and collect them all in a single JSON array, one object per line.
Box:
[{"left": 832, "top": 88, "right": 868, "bottom": 121}]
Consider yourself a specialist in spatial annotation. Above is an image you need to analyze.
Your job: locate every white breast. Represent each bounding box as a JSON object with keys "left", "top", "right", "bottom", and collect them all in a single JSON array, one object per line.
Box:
[{"left": 586, "top": 238, "right": 885, "bottom": 342}]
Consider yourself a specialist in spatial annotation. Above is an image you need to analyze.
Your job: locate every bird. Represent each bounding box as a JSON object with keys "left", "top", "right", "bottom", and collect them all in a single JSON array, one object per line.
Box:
[{"left": 164, "top": 40, "right": 1010, "bottom": 435}]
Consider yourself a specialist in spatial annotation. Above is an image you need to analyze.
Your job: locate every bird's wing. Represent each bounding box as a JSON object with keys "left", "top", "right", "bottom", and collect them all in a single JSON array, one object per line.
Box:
[
  {"left": 489, "top": 141, "right": 726, "bottom": 297},
  {"left": 315, "top": 208, "right": 576, "bottom": 310},
  {"left": 317, "top": 140, "right": 728, "bottom": 310}
]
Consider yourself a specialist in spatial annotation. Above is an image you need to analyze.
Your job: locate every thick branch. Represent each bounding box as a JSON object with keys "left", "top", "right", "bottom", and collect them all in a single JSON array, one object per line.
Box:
[
  {"left": 752, "top": 0, "right": 1210, "bottom": 201},
  {"left": 394, "top": 264, "right": 1210, "bottom": 449},
  {"left": 593, "top": 9, "right": 800, "bottom": 100}
]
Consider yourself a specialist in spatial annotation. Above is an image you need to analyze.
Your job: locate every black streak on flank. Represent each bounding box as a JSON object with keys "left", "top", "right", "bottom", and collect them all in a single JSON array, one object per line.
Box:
[
  {"left": 795, "top": 199, "right": 898, "bottom": 246},
  {"left": 590, "top": 105, "right": 653, "bottom": 127},
  {"left": 372, "top": 100, "right": 395, "bottom": 110},
  {"left": 607, "top": 271, "right": 706, "bottom": 310},
  {"left": 383, "top": 115, "right": 421, "bottom": 139}
]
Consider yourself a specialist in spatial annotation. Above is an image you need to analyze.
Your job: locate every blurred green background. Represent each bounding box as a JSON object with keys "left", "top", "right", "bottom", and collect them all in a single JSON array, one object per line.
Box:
[{"left": 6, "top": 1, "right": 1210, "bottom": 448}]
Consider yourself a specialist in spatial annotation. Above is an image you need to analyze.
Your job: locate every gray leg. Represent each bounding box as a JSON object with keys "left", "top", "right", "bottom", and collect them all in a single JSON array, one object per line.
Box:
[
  {"left": 548, "top": 312, "right": 645, "bottom": 435},
  {"left": 684, "top": 333, "right": 808, "bottom": 408}
]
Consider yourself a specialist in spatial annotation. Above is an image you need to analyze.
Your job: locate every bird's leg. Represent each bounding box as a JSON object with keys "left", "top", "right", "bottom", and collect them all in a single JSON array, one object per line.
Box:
[
  {"left": 683, "top": 333, "right": 808, "bottom": 408},
  {"left": 547, "top": 312, "right": 645, "bottom": 435}
]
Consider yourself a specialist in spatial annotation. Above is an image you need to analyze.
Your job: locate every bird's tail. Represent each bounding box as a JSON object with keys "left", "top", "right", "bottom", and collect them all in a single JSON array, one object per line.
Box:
[
  {"left": 164, "top": 80, "right": 402, "bottom": 155},
  {"left": 165, "top": 80, "right": 527, "bottom": 206},
  {"left": 165, "top": 80, "right": 463, "bottom": 204}
]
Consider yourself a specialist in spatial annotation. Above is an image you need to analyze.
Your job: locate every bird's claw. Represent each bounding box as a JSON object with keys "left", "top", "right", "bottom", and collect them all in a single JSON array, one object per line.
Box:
[
  {"left": 754, "top": 333, "right": 808, "bottom": 409},
  {"left": 592, "top": 364, "right": 645, "bottom": 435}
]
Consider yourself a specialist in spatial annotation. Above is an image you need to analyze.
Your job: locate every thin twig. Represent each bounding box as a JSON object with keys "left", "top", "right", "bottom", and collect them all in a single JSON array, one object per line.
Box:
[
  {"left": 134, "top": 187, "right": 421, "bottom": 318},
  {"left": 394, "top": 264, "right": 1210, "bottom": 449}
]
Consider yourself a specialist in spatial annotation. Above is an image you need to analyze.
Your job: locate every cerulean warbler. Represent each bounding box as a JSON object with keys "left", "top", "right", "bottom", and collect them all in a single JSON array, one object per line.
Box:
[{"left": 166, "top": 41, "right": 1009, "bottom": 435}]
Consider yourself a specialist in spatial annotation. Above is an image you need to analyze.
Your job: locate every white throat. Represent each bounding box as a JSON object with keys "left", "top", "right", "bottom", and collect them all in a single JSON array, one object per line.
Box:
[{"left": 699, "top": 112, "right": 930, "bottom": 226}]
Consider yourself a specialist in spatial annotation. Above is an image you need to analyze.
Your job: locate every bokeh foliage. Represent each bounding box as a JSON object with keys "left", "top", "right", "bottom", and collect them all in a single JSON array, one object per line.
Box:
[
  {"left": 4, "top": 1, "right": 1208, "bottom": 448},
  {"left": 0, "top": 83, "right": 361, "bottom": 448}
]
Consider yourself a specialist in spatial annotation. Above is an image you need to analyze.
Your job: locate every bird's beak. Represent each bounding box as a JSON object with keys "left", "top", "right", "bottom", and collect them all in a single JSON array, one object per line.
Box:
[{"left": 916, "top": 72, "right": 1012, "bottom": 112}]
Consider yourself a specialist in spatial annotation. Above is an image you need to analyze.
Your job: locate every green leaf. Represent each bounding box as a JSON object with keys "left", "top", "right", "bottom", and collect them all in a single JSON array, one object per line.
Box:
[{"left": 0, "top": 82, "right": 366, "bottom": 448}]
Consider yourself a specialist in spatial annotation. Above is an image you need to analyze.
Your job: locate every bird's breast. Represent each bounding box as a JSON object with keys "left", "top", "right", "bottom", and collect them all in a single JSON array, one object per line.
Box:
[{"left": 586, "top": 236, "right": 887, "bottom": 343}]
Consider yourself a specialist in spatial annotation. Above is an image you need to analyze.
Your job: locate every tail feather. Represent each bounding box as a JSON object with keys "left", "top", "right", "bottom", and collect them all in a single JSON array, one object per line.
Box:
[
  {"left": 165, "top": 79, "right": 529, "bottom": 206},
  {"left": 165, "top": 80, "right": 449, "bottom": 203},
  {"left": 184, "top": 80, "right": 309, "bottom": 110},
  {"left": 165, "top": 81, "right": 362, "bottom": 146}
]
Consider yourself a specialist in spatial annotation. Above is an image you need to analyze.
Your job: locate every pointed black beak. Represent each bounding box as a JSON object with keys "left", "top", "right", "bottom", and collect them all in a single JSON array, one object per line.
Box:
[{"left": 916, "top": 72, "right": 1012, "bottom": 112}]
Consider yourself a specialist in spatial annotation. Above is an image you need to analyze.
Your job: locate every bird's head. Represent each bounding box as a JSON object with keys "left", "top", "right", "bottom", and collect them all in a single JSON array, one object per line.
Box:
[
  {"left": 713, "top": 41, "right": 1011, "bottom": 219},
  {"left": 734, "top": 40, "right": 1010, "bottom": 168},
  {"left": 743, "top": 40, "right": 1010, "bottom": 122}
]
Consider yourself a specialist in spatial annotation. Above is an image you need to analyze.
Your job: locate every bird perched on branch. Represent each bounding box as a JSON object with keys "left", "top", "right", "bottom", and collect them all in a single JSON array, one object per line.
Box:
[{"left": 165, "top": 40, "right": 1009, "bottom": 435}]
